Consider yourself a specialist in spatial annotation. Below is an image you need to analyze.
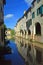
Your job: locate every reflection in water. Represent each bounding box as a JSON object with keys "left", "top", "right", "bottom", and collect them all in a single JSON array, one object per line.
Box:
[
  {"left": 36, "top": 49, "right": 42, "bottom": 63},
  {"left": 0, "top": 40, "right": 25, "bottom": 65},
  {"left": 1, "top": 38, "right": 43, "bottom": 65},
  {"left": 0, "top": 57, "right": 11, "bottom": 65},
  {"left": 4, "top": 41, "right": 25, "bottom": 65},
  {"left": 15, "top": 37, "right": 43, "bottom": 65}
]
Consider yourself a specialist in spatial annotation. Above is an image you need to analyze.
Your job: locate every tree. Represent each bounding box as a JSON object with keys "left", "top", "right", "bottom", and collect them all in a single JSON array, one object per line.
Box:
[
  {"left": 11, "top": 29, "right": 15, "bottom": 37},
  {"left": 4, "top": 24, "right": 7, "bottom": 30}
]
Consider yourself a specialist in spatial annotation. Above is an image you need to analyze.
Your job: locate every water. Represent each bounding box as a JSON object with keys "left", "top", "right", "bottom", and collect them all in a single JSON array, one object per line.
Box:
[
  {"left": 4, "top": 41, "right": 25, "bottom": 65},
  {"left": 15, "top": 37, "right": 43, "bottom": 65},
  {"left": 0, "top": 38, "right": 43, "bottom": 65}
]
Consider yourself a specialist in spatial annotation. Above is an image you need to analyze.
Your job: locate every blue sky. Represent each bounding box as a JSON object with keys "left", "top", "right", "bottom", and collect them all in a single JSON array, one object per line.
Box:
[{"left": 4, "top": 0, "right": 33, "bottom": 29}]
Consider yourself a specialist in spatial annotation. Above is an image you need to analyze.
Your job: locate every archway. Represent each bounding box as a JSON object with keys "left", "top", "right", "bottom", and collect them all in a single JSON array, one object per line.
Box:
[
  {"left": 35, "top": 22, "right": 41, "bottom": 35},
  {"left": 28, "top": 29, "right": 31, "bottom": 35},
  {"left": 20, "top": 29, "right": 24, "bottom": 35},
  {"left": 24, "top": 30, "right": 26, "bottom": 35}
]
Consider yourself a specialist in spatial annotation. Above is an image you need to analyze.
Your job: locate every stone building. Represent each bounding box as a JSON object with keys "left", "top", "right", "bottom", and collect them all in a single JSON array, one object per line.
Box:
[
  {"left": 0, "top": 0, "right": 6, "bottom": 46},
  {"left": 14, "top": 0, "right": 43, "bottom": 65},
  {"left": 15, "top": 0, "right": 43, "bottom": 43},
  {"left": 5, "top": 29, "right": 11, "bottom": 39},
  {"left": 31, "top": 0, "right": 43, "bottom": 43}
]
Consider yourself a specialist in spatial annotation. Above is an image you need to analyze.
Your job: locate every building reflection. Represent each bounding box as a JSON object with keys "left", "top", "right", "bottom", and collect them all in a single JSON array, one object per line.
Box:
[
  {"left": 15, "top": 37, "right": 43, "bottom": 65},
  {"left": 0, "top": 57, "right": 11, "bottom": 65}
]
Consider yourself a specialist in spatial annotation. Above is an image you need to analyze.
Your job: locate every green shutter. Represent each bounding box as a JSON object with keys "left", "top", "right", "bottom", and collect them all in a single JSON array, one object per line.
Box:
[
  {"left": 37, "top": 9, "right": 39, "bottom": 16},
  {"left": 37, "top": 0, "right": 40, "bottom": 3},
  {"left": 26, "top": 19, "right": 32, "bottom": 30},
  {"left": 32, "top": 12, "right": 35, "bottom": 18},
  {"left": 40, "top": 5, "right": 43, "bottom": 14},
  {"left": 42, "top": 5, "right": 43, "bottom": 14},
  {"left": 37, "top": 7, "right": 40, "bottom": 16}
]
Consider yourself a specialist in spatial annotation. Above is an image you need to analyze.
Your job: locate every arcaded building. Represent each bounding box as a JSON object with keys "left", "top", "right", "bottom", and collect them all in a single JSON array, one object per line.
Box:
[
  {"left": 14, "top": 0, "right": 43, "bottom": 65},
  {"left": 15, "top": 0, "right": 43, "bottom": 43},
  {"left": 31, "top": 0, "right": 43, "bottom": 43}
]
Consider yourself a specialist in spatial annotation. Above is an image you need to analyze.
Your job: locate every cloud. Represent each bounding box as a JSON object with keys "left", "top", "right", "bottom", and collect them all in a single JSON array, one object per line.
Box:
[
  {"left": 4, "top": 14, "right": 14, "bottom": 19},
  {"left": 24, "top": 0, "right": 33, "bottom": 6}
]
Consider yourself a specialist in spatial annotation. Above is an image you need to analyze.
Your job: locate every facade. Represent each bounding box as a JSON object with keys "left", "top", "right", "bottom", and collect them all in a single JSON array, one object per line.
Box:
[
  {"left": 5, "top": 29, "right": 11, "bottom": 39},
  {"left": 31, "top": 0, "right": 43, "bottom": 43},
  {"left": 14, "top": 0, "right": 43, "bottom": 65},
  {"left": 14, "top": 16, "right": 26, "bottom": 38},
  {"left": 0, "top": 0, "right": 6, "bottom": 46},
  {"left": 15, "top": 37, "right": 43, "bottom": 65},
  {"left": 14, "top": 7, "right": 32, "bottom": 40},
  {"left": 15, "top": 0, "right": 43, "bottom": 43}
]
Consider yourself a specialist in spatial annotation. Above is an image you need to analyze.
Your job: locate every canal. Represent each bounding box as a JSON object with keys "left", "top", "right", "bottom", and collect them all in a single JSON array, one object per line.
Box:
[
  {"left": 0, "top": 38, "right": 43, "bottom": 65},
  {"left": 15, "top": 37, "right": 43, "bottom": 65},
  {"left": 0, "top": 40, "right": 25, "bottom": 65}
]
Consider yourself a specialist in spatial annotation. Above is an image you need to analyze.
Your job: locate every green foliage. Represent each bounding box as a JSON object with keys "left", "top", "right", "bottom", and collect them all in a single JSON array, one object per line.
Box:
[
  {"left": 4, "top": 24, "right": 7, "bottom": 30},
  {"left": 11, "top": 29, "right": 15, "bottom": 37}
]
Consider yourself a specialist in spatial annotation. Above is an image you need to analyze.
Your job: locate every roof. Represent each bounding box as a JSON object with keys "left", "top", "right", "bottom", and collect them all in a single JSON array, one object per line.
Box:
[
  {"left": 24, "top": 7, "right": 31, "bottom": 15},
  {"left": 17, "top": 0, "right": 35, "bottom": 23},
  {"left": 17, "top": 15, "right": 24, "bottom": 23},
  {"left": 17, "top": 7, "right": 31, "bottom": 23},
  {"left": 31, "top": 0, "right": 36, "bottom": 5}
]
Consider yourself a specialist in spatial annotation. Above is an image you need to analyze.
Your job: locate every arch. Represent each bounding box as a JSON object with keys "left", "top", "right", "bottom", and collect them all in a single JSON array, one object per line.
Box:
[
  {"left": 28, "top": 29, "right": 31, "bottom": 35},
  {"left": 35, "top": 22, "right": 41, "bottom": 35},
  {"left": 24, "top": 30, "right": 26, "bottom": 35},
  {"left": 20, "top": 29, "right": 24, "bottom": 35},
  {"left": 28, "top": 45, "right": 31, "bottom": 51}
]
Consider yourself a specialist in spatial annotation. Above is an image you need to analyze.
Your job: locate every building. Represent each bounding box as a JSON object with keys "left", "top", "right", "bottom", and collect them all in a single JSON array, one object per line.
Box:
[
  {"left": 5, "top": 29, "right": 11, "bottom": 39},
  {"left": 15, "top": 0, "right": 43, "bottom": 43},
  {"left": 0, "top": 0, "right": 6, "bottom": 46},
  {"left": 14, "top": 0, "right": 43, "bottom": 65},
  {"left": 31, "top": 0, "right": 43, "bottom": 43}
]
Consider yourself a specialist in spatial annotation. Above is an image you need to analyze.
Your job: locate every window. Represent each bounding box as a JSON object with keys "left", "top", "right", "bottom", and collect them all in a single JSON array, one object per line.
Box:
[
  {"left": 37, "top": 0, "right": 40, "bottom": 3},
  {"left": 26, "top": 19, "right": 32, "bottom": 30},
  {"left": 32, "top": 12, "right": 35, "bottom": 18},
  {"left": 37, "top": 5, "right": 43, "bottom": 16},
  {"left": 37, "top": 7, "right": 40, "bottom": 15},
  {"left": 40, "top": 5, "right": 43, "bottom": 15}
]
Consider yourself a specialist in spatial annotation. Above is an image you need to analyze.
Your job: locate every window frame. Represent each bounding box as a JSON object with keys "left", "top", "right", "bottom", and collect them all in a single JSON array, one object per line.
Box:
[
  {"left": 37, "top": 0, "right": 40, "bottom": 3},
  {"left": 32, "top": 12, "right": 35, "bottom": 18}
]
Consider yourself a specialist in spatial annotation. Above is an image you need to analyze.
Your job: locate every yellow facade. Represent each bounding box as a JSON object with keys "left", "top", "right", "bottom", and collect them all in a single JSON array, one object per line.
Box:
[{"left": 5, "top": 30, "right": 11, "bottom": 39}]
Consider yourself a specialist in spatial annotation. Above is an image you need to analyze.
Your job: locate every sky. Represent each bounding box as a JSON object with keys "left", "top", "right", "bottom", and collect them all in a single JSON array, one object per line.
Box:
[{"left": 4, "top": 0, "right": 33, "bottom": 29}]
